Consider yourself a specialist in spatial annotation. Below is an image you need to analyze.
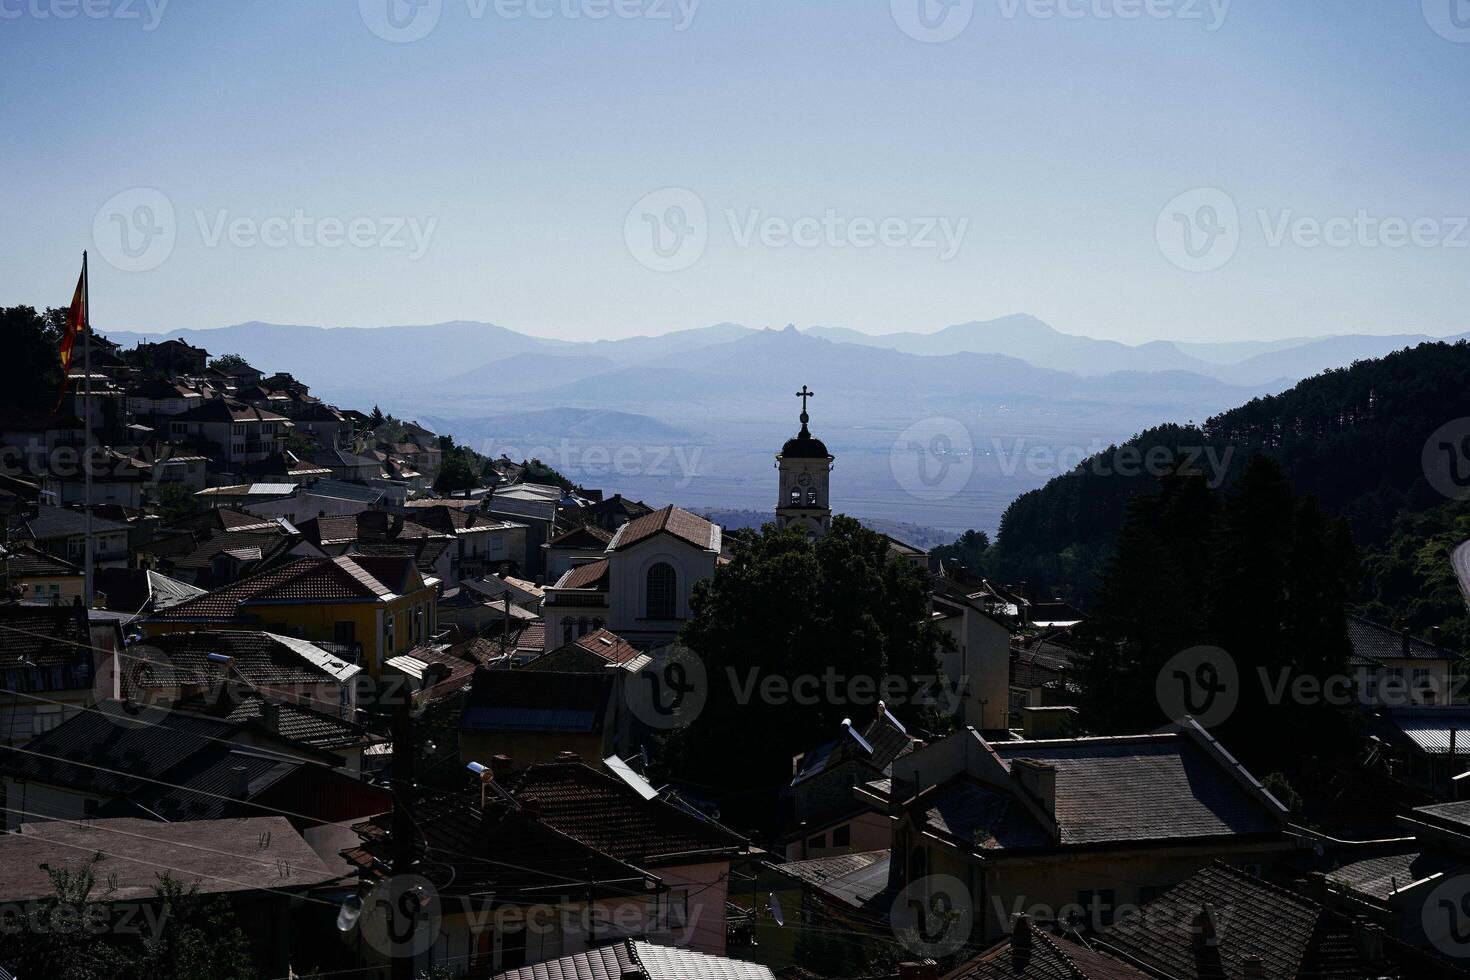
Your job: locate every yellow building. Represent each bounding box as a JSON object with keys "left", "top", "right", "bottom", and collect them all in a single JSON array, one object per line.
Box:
[
  {"left": 142, "top": 555, "right": 438, "bottom": 674},
  {"left": 5, "top": 546, "right": 84, "bottom": 605}
]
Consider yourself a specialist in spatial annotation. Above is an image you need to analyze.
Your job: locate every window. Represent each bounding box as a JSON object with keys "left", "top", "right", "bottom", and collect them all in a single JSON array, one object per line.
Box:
[
  {"left": 789, "top": 488, "right": 801, "bottom": 504},
  {"left": 646, "top": 563, "right": 677, "bottom": 619},
  {"left": 806, "top": 489, "right": 818, "bottom": 504}
]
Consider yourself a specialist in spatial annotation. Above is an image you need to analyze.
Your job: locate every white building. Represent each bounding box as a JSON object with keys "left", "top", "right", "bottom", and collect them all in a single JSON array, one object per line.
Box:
[{"left": 543, "top": 505, "right": 721, "bottom": 650}]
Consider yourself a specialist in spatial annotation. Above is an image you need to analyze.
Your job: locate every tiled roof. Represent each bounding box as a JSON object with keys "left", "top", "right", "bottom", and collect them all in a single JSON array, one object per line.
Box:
[
  {"left": 0, "top": 705, "right": 246, "bottom": 797},
  {"left": 1323, "top": 848, "right": 1465, "bottom": 902},
  {"left": 548, "top": 524, "right": 613, "bottom": 549},
  {"left": 492, "top": 941, "right": 775, "bottom": 980},
  {"left": 568, "top": 628, "right": 643, "bottom": 665},
  {"left": 792, "top": 711, "right": 917, "bottom": 787},
  {"left": 171, "top": 530, "right": 292, "bottom": 570},
  {"left": 554, "top": 559, "right": 610, "bottom": 591},
  {"left": 947, "top": 919, "right": 1150, "bottom": 980},
  {"left": 611, "top": 505, "right": 717, "bottom": 552},
  {"left": 459, "top": 670, "right": 614, "bottom": 734},
  {"left": 144, "top": 630, "right": 361, "bottom": 689},
  {"left": 215, "top": 694, "right": 375, "bottom": 750},
  {"left": 1101, "top": 863, "right": 1386, "bottom": 980},
  {"left": 0, "top": 604, "right": 95, "bottom": 674},
  {"left": 1348, "top": 615, "right": 1457, "bottom": 662},
  {"left": 146, "top": 556, "right": 412, "bottom": 622},
  {"left": 500, "top": 761, "right": 746, "bottom": 867},
  {"left": 983, "top": 734, "right": 1284, "bottom": 846},
  {"left": 94, "top": 567, "right": 205, "bottom": 614},
  {"left": 0, "top": 817, "right": 335, "bottom": 902},
  {"left": 298, "top": 514, "right": 358, "bottom": 545},
  {"left": 171, "top": 398, "right": 286, "bottom": 423},
  {"left": 773, "top": 850, "right": 891, "bottom": 910},
  {"left": 348, "top": 798, "right": 653, "bottom": 902},
  {"left": 20, "top": 505, "right": 129, "bottom": 540},
  {"left": 4, "top": 545, "right": 81, "bottom": 578}
]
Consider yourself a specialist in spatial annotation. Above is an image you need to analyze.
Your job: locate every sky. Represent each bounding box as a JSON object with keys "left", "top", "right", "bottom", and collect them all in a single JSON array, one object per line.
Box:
[{"left": 1, "top": 0, "right": 1468, "bottom": 345}]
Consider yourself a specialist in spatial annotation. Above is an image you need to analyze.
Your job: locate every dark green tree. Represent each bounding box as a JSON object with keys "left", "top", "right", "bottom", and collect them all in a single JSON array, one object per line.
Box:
[
  {"left": 661, "top": 517, "right": 952, "bottom": 825},
  {"left": 433, "top": 448, "right": 481, "bottom": 495},
  {"left": 1073, "top": 455, "right": 1360, "bottom": 791},
  {"left": 0, "top": 305, "right": 65, "bottom": 414},
  {"left": 207, "top": 353, "right": 247, "bottom": 372},
  {"left": 931, "top": 529, "right": 990, "bottom": 571}
]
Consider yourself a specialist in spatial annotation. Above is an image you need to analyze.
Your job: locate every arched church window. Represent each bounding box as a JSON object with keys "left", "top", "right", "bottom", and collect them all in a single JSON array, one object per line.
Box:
[
  {"left": 806, "top": 489, "right": 818, "bottom": 504},
  {"left": 646, "top": 563, "right": 677, "bottom": 619},
  {"left": 789, "top": 488, "right": 801, "bottom": 504}
]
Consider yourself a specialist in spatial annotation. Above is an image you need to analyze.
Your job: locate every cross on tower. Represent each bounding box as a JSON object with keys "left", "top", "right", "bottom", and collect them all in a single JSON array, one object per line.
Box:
[{"left": 796, "top": 385, "right": 815, "bottom": 423}]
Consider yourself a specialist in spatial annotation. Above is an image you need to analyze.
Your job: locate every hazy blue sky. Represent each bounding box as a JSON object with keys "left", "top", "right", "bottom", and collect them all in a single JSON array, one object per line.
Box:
[{"left": 2, "top": 0, "right": 1467, "bottom": 344}]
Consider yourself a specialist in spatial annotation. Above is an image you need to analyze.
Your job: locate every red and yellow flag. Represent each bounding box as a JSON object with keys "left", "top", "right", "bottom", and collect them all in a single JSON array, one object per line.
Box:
[{"left": 54, "top": 260, "right": 87, "bottom": 413}]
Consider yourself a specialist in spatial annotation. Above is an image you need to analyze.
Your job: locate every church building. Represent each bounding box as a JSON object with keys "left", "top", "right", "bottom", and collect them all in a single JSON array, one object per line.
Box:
[{"left": 775, "top": 385, "right": 834, "bottom": 539}]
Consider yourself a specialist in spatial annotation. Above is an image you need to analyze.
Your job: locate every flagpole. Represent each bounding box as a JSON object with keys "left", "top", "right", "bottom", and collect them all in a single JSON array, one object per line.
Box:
[{"left": 82, "top": 250, "right": 94, "bottom": 609}]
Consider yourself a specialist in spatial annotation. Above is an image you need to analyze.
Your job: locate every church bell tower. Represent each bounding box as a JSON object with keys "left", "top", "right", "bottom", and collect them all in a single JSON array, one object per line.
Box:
[{"left": 776, "top": 385, "right": 834, "bottom": 539}]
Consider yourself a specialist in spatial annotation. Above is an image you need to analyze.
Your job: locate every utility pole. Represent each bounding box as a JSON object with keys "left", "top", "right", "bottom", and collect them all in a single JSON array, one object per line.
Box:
[
  {"left": 390, "top": 687, "right": 416, "bottom": 980},
  {"left": 81, "top": 250, "right": 94, "bottom": 608}
]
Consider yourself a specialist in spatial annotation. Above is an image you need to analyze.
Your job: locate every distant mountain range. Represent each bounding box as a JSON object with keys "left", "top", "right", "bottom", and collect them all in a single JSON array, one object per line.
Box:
[{"left": 104, "top": 316, "right": 1466, "bottom": 534}]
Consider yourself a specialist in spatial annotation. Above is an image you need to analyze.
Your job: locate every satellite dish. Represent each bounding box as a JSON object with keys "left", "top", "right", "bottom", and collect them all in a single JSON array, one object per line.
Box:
[
  {"left": 768, "top": 893, "right": 785, "bottom": 927},
  {"left": 337, "top": 894, "right": 364, "bottom": 932}
]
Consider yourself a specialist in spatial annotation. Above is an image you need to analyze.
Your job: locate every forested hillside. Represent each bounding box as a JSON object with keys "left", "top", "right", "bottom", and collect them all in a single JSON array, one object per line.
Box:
[{"left": 980, "top": 340, "right": 1470, "bottom": 640}]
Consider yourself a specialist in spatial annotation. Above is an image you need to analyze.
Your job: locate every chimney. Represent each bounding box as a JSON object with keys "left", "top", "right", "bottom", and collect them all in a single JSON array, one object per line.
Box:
[
  {"left": 1434, "top": 626, "right": 1444, "bottom": 649},
  {"left": 1191, "top": 904, "right": 1220, "bottom": 953},
  {"left": 1353, "top": 917, "right": 1386, "bottom": 966},
  {"left": 1240, "top": 955, "right": 1264, "bottom": 980},
  {"left": 490, "top": 754, "right": 514, "bottom": 777},
  {"left": 1011, "top": 912, "right": 1032, "bottom": 951},
  {"left": 1011, "top": 758, "right": 1057, "bottom": 817},
  {"left": 898, "top": 963, "right": 939, "bottom": 980},
  {"left": 231, "top": 765, "right": 251, "bottom": 799},
  {"left": 260, "top": 701, "right": 280, "bottom": 732},
  {"left": 1402, "top": 627, "right": 1412, "bottom": 657}
]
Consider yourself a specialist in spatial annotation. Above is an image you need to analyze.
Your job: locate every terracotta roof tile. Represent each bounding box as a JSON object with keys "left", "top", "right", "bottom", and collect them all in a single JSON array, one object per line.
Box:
[{"left": 612, "top": 505, "right": 715, "bottom": 552}]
